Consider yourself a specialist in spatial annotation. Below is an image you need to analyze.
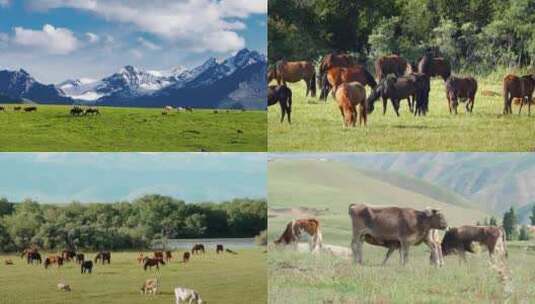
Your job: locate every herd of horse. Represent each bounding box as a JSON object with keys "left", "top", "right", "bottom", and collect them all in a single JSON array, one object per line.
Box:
[
  {"left": 268, "top": 51, "right": 534, "bottom": 126},
  {"left": 0, "top": 105, "right": 37, "bottom": 112}
]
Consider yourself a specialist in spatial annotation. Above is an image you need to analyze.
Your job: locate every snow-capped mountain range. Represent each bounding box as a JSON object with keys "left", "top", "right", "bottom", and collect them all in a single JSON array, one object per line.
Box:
[{"left": 0, "top": 49, "right": 267, "bottom": 109}]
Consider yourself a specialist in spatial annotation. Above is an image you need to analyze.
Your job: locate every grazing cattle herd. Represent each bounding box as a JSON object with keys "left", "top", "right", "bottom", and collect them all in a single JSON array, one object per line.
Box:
[
  {"left": 268, "top": 50, "right": 534, "bottom": 126},
  {"left": 274, "top": 203, "right": 508, "bottom": 267},
  {"left": 5, "top": 244, "right": 236, "bottom": 302}
]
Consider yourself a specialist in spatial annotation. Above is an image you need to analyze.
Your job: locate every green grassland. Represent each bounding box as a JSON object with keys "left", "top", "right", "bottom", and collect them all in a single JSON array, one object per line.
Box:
[
  {"left": 0, "top": 104, "right": 266, "bottom": 151},
  {"left": 268, "top": 77, "right": 535, "bottom": 152},
  {"left": 0, "top": 249, "right": 266, "bottom": 304},
  {"left": 267, "top": 159, "right": 534, "bottom": 303}
]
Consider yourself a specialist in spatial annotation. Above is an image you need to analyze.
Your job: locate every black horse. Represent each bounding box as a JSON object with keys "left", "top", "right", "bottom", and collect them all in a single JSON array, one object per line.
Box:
[
  {"left": 27, "top": 252, "right": 42, "bottom": 264},
  {"left": 94, "top": 251, "right": 111, "bottom": 264},
  {"left": 81, "top": 260, "right": 93, "bottom": 274},
  {"left": 268, "top": 85, "right": 292, "bottom": 124},
  {"left": 216, "top": 244, "right": 224, "bottom": 254},
  {"left": 191, "top": 244, "right": 205, "bottom": 255}
]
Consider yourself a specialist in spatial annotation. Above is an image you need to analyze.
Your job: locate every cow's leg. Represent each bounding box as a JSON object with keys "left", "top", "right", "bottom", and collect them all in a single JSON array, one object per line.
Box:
[
  {"left": 382, "top": 247, "right": 395, "bottom": 265},
  {"left": 351, "top": 235, "right": 363, "bottom": 264}
]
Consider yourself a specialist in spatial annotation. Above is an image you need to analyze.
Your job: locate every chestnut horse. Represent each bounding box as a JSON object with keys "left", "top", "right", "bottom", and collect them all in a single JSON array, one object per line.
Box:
[
  {"left": 324, "top": 67, "right": 376, "bottom": 101},
  {"left": 268, "top": 85, "right": 292, "bottom": 124},
  {"left": 503, "top": 74, "right": 535, "bottom": 115},
  {"left": 333, "top": 82, "right": 367, "bottom": 127},
  {"left": 418, "top": 52, "right": 451, "bottom": 81},
  {"left": 375, "top": 55, "right": 409, "bottom": 80},
  {"left": 318, "top": 53, "right": 359, "bottom": 95},
  {"left": 445, "top": 76, "right": 478, "bottom": 114},
  {"left": 275, "top": 59, "right": 316, "bottom": 97}
]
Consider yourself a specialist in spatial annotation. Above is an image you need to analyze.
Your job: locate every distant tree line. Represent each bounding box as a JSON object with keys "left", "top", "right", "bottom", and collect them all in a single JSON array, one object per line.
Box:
[
  {"left": 0, "top": 195, "right": 266, "bottom": 252},
  {"left": 478, "top": 206, "right": 535, "bottom": 241},
  {"left": 269, "top": 0, "right": 535, "bottom": 73}
]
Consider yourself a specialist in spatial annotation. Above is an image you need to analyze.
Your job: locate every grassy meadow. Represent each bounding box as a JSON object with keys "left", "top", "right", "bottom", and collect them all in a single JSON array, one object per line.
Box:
[
  {"left": 0, "top": 249, "right": 266, "bottom": 304},
  {"left": 268, "top": 76, "right": 535, "bottom": 151},
  {"left": 0, "top": 104, "right": 266, "bottom": 151}
]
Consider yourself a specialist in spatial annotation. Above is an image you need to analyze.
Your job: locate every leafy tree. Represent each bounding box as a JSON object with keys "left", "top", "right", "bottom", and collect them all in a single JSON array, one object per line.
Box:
[
  {"left": 489, "top": 216, "right": 498, "bottom": 226},
  {"left": 502, "top": 207, "right": 518, "bottom": 241},
  {"left": 519, "top": 225, "right": 530, "bottom": 241}
]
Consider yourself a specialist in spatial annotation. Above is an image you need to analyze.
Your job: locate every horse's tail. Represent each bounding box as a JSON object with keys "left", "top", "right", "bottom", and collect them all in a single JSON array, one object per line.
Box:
[{"left": 310, "top": 70, "right": 317, "bottom": 97}]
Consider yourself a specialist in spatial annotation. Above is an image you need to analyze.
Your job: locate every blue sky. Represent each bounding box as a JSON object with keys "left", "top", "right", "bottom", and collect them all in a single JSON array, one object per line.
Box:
[
  {"left": 0, "top": 0, "right": 267, "bottom": 83},
  {"left": 0, "top": 153, "right": 266, "bottom": 204}
]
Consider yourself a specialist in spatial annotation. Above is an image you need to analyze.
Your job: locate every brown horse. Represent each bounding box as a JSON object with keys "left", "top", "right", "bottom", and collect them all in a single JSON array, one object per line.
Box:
[
  {"left": 503, "top": 74, "right": 535, "bottom": 115},
  {"left": 318, "top": 53, "right": 359, "bottom": 93},
  {"left": 165, "top": 251, "right": 172, "bottom": 262},
  {"left": 44, "top": 256, "right": 63, "bottom": 269},
  {"left": 333, "top": 82, "right": 367, "bottom": 127},
  {"left": 445, "top": 76, "right": 478, "bottom": 114},
  {"left": 62, "top": 249, "right": 76, "bottom": 261},
  {"left": 137, "top": 252, "right": 144, "bottom": 264},
  {"left": 375, "top": 55, "right": 409, "bottom": 80},
  {"left": 143, "top": 257, "right": 165, "bottom": 271},
  {"left": 268, "top": 85, "right": 292, "bottom": 124},
  {"left": 75, "top": 253, "right": 84, "bottom": 264},
  {"left": 183, "top": 252, "right": 191, "bottom": 263},
  {"left": 418, "top": 52, "right": 451, "bottom": 81},
  {"left": 275, "top": 59, "right": 316, "bottom": 97},
  {"left": 191, "top": 244, "right": 205, "bottom": 254},
  {"left": 324, "top": 67, "right": 376, "bottom": 101},
  {"left": 216, "top": 244, "right": 224, "bottom": 254},
  {"left": 94, "top": 251, "right": 111, "bottom": 264}
]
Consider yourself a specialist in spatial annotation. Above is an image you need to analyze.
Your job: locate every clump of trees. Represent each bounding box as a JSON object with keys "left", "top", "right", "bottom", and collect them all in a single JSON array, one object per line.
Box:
[
  {"left": 502, "top": 207, "right": 532, "bottom": 241},
  {"left": 269, "top": 0, "right": 535, "bottom": 73},
  {"left": 0, "top": 195, "right": 266, "bottom": 252}
]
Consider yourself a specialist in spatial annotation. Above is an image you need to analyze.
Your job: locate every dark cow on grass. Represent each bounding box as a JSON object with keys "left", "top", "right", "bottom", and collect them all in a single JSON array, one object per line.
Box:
[
  {"left": 268, "top": 85, "right": 292, "bottom": 124},
  {"left": 503, "top": 74, "right": 535, "bottom": 115},
  {"left": 445, "top": 76, "right": 478, "bottom": 114},
  {"left": 94, "top": 251, "right": 111, "bottom": 264},
  {"left": 81, "top": 260, "right": 93, "bottom": 274},
  {"left": 349, "top": 203, "right": 447, "bottom": 265},
  {"left": 441, "top": 225, "right": 507, "bottom": 262},
  {"left": 24, "top": 106, "right": 37, "bottom": 112}
]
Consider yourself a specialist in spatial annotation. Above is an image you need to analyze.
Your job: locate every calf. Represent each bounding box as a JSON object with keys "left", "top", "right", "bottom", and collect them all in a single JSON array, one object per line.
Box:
[
  {"left": 81, "top": 260, "right": 93, "bottom": 274},
  {"left": 141, "top": 278, "right": 159, "bottom": 295},
  {"left": 274, "top": 218, "right": 323, "bottom": 254},
  {"left": 349, "top": 204, "right": 447, "bottom": 265},
  {"left": 441, "top": 225, "right": 507, "bottom": 262},
  {"left": 175, "top": 287, "right": 204, "bottom": 304}
]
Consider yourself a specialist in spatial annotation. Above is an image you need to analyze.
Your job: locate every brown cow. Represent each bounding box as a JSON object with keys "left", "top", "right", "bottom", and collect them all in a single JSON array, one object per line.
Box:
[
  {"left": 418, "top": 52, "right": 451, "bottom": 81},
  {"left": 323, "top": 67, "right": 376, "bottom": 101},
  {"left": 349, "top": 204, "right": 447, "bottom": 265},
  {"left": 445, "top": 76, "right": 478, "bottom": 114},
  {"left": 275, "top": 59, "right": 316, "bottom": 97},
  {"left": 333, "top": 82, "right": 368, "bottom": 127},
  {"left": 503, "top": 74, "right": 535, "bottom": 115},
  {"left": 375, "top": 55, "right": 409, "bottom": 81},
  {"left": 274, "top": 218, "right": 323, "bottom": 253},
  {"left": 183, "top": 252, "right": 191, "bottom": 263},
  {"left": 441, "top": 225, "right": 507, "bottom": 262}
]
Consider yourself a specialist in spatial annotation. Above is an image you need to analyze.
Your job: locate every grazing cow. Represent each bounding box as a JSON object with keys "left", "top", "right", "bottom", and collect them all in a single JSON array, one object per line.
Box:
[
  {"left": 333, "top": 82, "right": 368, "bottom": 127},
  {"left": 268, "top": 85, "right": 292, "bottom": 124},
  {"left": 183, "top": 252, "right": 191, "bottom": 263},
  {"left": 375, "top": 55, "right": 409, "bottom": 81},
  {"left": 4, "top": 259, "right": 13, "bottom": 265},
  {"left": 24, "top": 106, "right": 37, "bottom": 112},
  {"left": 165, "top": 251, "right": 173, "bottom": 262},
  {"left": 368, "top": 74, "right": 429, "bottom": 117},
  {"left": 225, "top": 249, "right": 238, "bottom": 255},
  {"left": 323, "top": 66, "right": 376, "bottom": 101},
  {"left": 13, "top": 106, "right": 21, "bottom": 111},
  {"left": 141, "top": 278, "right": 159, "bottom": 295},
  {"left": 274, "top": 218, "right": 323, "bottom": 254},
  {"left": 44, "top": 256, "right": 64, "bottom": 269},
  {"left": 441, "top": 225, "right": 507, "bottom": 262},
  {"left": 81, "top": 260, "right": 93, "bottom": 274},
  {"left": 57, "top": 282, "right": 71, "bottom": 292},
  {"left": 275, "top": 59, "right": 316, "bottom": 97},
  {"left": 418, "top": 52, "right": 451, "bottom": 80},
  {"left": 0, "top": 106, "right": 5, "bottom": 111},
  {"left": 143, "top": 257, "right": 165, "bottom": 271},
  {"left": 191, "top": 244, "right": 205, "bottom": 255},
  {"left": 84, "top": 107, "right": 100, "bottom": 115},
  {"left": 62, "top": 249, "right": 76, "bottom": 262},
  {"left": 174, "top": 287, "right": 204, "bottom": 304},
  {"left": 445, "top": 76, "right": 478, "bottom": 114},
  {"left": 70, "top": 106, "right": 84, "bottom": 116},
  {"left": 165, "top": 106, "right": 174, "bottom": 112},
  {"left": 503, "top": 74, "right": 535, "bottom": 115},
  {"left": 216, "top": 244, "right": 224, "bottom": 254},
  {"left": 94, "top": 251, "right": 111, "bottom": 264},
  {"left": 349, "top": 204, "right": 447, "bottom": 265},
  {"left": 137, "top": 252, "right": 144, "bottom": 264},
  {"left": 75, "top": 253, "right": 84, "bottom": 264}
]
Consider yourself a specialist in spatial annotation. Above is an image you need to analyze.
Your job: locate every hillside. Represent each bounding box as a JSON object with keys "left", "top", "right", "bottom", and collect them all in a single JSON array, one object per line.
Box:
[{"left": 268, "top": 159, "right": 489, "bottom": 245}]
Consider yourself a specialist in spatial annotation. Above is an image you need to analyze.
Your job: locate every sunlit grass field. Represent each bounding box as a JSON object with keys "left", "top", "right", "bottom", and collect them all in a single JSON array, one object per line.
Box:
[
  {"left": 0, "top": 104, "right": 266, "bottom": 151},
  {"left": 0, "top": 249, "right": 266, "bottom": 304},
  {"left": 268, "top": 77, "right": 535, "bottom": 151}
]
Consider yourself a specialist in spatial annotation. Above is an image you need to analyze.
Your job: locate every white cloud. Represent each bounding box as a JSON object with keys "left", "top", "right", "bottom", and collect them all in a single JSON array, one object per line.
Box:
[
  {"left": 0, "top": 33, "right": 8, "bottom": 48},
  {"left": 0, "top": 0, "right": 10, "bottom": 7},
  {"left": 85, "top": 32, "right": 100, "bottom": 43},
  {"left": 26, "top": 0, "right": 265, "bottom": 53},
  {"left": 13, "top": 24, "right": 78, "bottom": 54},
  {"left": 137, "top": 37, "right": 161, "bottom": 51}
]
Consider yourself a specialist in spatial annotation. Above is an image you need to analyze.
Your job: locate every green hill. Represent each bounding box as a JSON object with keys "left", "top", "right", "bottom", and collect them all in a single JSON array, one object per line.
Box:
[{"left": 268, "top": 159, "right": 489, "bottom": 246}]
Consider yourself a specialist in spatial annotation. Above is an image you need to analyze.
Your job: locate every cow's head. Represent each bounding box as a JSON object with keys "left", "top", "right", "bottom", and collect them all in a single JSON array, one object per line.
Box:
[{"left": 424, "top": 208, "right": 447, "bottom": 230}]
